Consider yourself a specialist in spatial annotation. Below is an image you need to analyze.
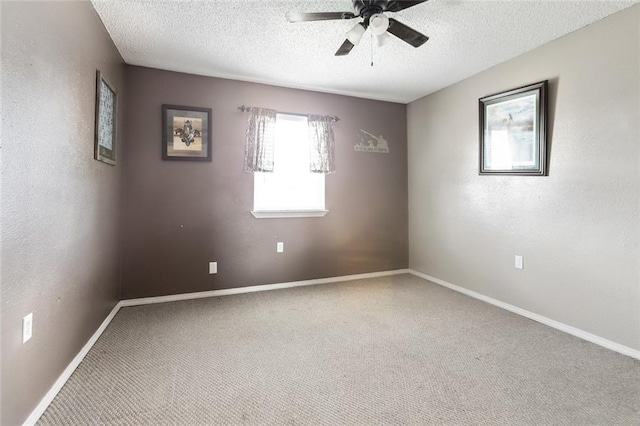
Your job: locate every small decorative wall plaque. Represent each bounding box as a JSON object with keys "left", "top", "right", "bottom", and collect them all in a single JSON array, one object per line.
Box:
[{"left": 354, "top": 129, "right": 389, "bottom": 153}]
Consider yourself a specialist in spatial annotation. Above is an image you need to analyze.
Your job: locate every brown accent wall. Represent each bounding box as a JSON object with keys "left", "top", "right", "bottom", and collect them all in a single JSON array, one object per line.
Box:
[
  {"left": 0, "top": 1, "right": 125, "bottom": 424},
  {"left": 122, "top": 66, "right": 408, "bottom": 299}
]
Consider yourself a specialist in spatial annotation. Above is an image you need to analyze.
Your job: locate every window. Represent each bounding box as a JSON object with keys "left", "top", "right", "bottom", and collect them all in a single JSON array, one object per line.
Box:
[{"left": 252, "top": 114, "right": 327, "bottom": 218}]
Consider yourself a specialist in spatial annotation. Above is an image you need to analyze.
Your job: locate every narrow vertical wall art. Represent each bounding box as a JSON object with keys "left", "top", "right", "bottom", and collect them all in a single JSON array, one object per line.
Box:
[{"left": 94, "top": 70, "right": 117, "bottom": 165}]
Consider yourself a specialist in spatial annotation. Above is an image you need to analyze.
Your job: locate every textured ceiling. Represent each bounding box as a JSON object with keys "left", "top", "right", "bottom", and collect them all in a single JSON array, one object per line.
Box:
[{"left": 92, "top": 0, "right": 637, "bottom": 103}]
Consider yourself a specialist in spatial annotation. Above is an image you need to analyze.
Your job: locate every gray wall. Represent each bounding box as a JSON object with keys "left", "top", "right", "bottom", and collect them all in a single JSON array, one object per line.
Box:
[
  {"left": 0, "top": 1, "right": 125, "bottom": 424},
  {"left": 408, "top": 6, "right": 639, "bottom": 351},
  {"left": 121, "top": 66, "right": 408, "bottom": 299}
]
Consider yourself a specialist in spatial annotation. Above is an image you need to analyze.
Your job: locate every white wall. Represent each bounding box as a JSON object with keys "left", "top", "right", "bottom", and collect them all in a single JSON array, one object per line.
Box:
[{"left": 408, "top": 5, "right": 639, "bottom": 351}]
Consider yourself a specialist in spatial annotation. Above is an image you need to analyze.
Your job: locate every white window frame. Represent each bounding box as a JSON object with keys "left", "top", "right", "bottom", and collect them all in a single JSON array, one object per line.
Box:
[{"left": 251, "top": 113, "right": 328, "bottom": 219}]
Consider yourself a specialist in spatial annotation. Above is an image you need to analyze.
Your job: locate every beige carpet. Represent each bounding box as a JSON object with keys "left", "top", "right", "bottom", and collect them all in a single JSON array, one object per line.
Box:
[{"left": 39, "top": 274, "right": 639, "bottom": 425}]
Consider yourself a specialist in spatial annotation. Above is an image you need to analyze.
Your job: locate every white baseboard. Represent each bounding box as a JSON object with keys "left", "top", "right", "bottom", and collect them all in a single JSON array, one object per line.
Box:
[
  {"left": 120, "top": 269, "right": 411, "bottom": 307},
  {"left": 23, "top": 268, "right": 409, "bottom": 425},
  {"left": 23, "top": 302, "right": 123, "bottom": 426},
  {"left": 34, "top": 268, "right": 634, "bottom": 425},
  {"left": 409, "top": 269, "right": 640, "bottom": 361}
]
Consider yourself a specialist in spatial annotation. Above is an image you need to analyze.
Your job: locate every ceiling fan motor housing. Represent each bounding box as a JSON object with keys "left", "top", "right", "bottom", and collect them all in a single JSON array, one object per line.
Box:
[{"left": 352, "top": 0, "right": 387, "bottom": 22}]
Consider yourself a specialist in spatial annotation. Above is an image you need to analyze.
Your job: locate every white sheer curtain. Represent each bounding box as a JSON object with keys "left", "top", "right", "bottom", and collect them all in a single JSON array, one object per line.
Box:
[
  {"left": 307, "top": 114, "right": 336, "bottom": 174},
  {"left": 243, "top": 107, "right": 277, "bottom": 172}
]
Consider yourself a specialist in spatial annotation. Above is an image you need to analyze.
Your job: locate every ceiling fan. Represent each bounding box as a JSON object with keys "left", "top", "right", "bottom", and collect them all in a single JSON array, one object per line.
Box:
[{"left": 286, "top": 0, "right": 430, "bottom": 56}]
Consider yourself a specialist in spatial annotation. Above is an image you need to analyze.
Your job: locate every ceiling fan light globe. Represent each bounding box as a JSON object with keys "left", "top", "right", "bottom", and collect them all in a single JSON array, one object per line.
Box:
[
  {"left": 376, "top": 32, "right": 392, "bottom": 47},
  {"left": 346, "top": 23, "right": 366, "bottom": 45},
  {"left": 369, "top": 13, "right": 389, "bottom": 36}
]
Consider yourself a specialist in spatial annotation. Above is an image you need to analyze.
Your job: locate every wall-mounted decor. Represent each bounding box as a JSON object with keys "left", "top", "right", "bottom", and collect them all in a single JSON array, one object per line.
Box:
[
  {"left": 354, "top": 129, "right": 389, "bottom": 153},
  {"left": 479, "top": 80, "right": 548, "bottom": 175},
  {"left": 162, "top": 105, "right": 212, "bottom": 161},
  {"left": 94, "top": 71, "right": 117, "bottom": 165}
]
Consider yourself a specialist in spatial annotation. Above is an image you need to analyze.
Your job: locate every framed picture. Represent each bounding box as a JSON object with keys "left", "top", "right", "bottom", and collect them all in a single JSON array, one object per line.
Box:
[
  {"left": 162, "top": 105, "right": 212, "bottom": 161},
  {"left": 479, "top": 80, "right": 548, "bottom": 175},
  {"left": 94, "top": 71, "right": 117, "bottom": 165}
]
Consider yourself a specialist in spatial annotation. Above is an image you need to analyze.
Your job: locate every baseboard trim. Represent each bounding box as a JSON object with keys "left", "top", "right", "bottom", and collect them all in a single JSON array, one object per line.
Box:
[
  {"left": 23, "top": 268, "right": 409, "bottom": 424},
  {"left": 23, "top": 269, "right": 409, "bottom": 424},
  {"left": 23, "top": 302, "right": 123, "bottom": 426},
  {"left": 35, "top": 268, "right": 632, "bottom": 425},
  {"left": 409, "top": 269, "right": 640, "bottom": 361},
  {"left": 120, "top": 269, "right": 411, "bottom": 307}
]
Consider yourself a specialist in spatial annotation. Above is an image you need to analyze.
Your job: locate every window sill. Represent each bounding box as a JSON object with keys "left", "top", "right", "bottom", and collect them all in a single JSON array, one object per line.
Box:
[{"left": 251, "top": 210, "right": 329, "bottom": 219}]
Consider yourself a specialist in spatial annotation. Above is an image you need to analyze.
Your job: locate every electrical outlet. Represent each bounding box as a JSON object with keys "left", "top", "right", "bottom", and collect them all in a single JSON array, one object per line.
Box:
[
  {"left": 515, "top": 255, "right": 524, "bottom": 270},
  {"left": 277, "top": 242, "right": 284, "bottom": 253},
  {"left": 23, "top": 313, "right": 33, "bottom": 343},
  {"left": 209, "top": 262, "right": 217, "bottom": 274}
]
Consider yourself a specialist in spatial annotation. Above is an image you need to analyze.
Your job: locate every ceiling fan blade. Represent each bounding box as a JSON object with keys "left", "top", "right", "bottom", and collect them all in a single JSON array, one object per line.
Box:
[
  {"left": 385, "top": 1, "right": 429, "bottom": 13},
  {"left": 335, "top": 39, "right": 355, "bottom": 56},
  {"left": 286, "top": 11, "right": 356, "bottom": 23},
  {"left": 387, "top": 18, "right": 429, "bottom": 47}
]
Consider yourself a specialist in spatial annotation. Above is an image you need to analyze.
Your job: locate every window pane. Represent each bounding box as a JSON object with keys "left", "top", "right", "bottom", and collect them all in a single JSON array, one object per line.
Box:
[{"left": 254, "top": 114, "right": 325, "bottom": 212}]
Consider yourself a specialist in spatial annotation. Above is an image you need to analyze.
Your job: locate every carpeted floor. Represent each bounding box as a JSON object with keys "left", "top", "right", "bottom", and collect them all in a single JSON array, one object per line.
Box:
[{"left": 39, "top": 274, "right": 639, "bottom": 425}]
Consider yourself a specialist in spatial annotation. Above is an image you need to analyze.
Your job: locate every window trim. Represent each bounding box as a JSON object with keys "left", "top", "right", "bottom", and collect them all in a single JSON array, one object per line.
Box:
[{"left": 251, "top": 210, "right": 329, "bottom": 219}]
